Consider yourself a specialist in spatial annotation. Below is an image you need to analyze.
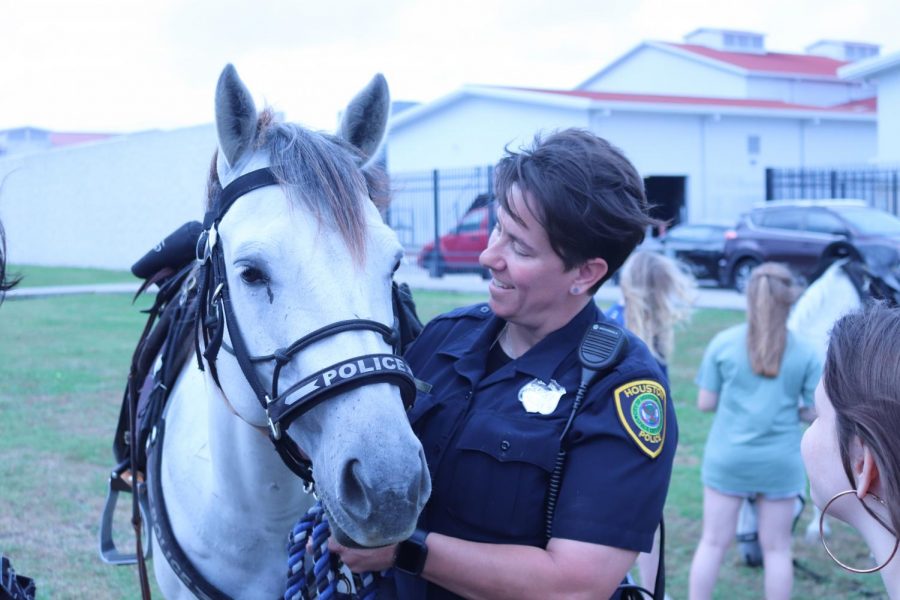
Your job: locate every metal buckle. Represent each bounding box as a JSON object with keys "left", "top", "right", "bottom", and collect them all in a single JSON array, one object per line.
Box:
[
  {"left": 195, "top": 224, "right": 218, "bottom": 264},
  {"left": 266, "top": 404, "right": 281, "bottom": 440}
]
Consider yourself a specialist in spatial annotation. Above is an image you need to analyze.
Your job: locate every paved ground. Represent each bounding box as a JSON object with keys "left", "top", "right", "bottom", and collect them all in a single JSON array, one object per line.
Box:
[{"left": 6, "top": 264, "right": 747, "bottom": 311}]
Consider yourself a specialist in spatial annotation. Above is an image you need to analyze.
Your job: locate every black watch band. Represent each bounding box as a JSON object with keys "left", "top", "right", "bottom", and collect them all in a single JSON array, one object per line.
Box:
[{"left": 394, "top": 528, "right": 429, "bottom": 576}]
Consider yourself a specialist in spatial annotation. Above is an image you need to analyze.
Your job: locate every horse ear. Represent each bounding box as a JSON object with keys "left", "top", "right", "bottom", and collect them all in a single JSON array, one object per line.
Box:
[
  {"left": 215, "top": 64, "right": 258, "bottom": 170},
  {"left": 340, "top": 74, "right": 389, "bottom": 164}
]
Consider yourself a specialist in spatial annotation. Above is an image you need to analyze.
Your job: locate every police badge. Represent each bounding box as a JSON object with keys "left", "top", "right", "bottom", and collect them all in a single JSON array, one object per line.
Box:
[
  {"left": 613, "top": 379, "right": 666, "bottom": 458},
  {"left": 518, "top": 379, "right": 566, "bottom": 415}
]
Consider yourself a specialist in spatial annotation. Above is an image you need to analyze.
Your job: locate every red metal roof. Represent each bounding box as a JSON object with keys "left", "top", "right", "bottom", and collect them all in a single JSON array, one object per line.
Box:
[
  {"left": 49, "top": 132, "right": 114, "bottom": 147},
  {"left": 663, "top": 42, "right": 849, "bottom": 77},
  {"left": 505, "top": 87, "right": 876, "bottom": 114}
]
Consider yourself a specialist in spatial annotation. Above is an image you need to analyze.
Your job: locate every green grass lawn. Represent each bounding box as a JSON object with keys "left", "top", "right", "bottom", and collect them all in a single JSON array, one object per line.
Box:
[
  {"left": 7, "top": 264, "right": 134, "bottom": 288},
  {"left": 0, "top": 288, "right": 886, "bottom": 599}
]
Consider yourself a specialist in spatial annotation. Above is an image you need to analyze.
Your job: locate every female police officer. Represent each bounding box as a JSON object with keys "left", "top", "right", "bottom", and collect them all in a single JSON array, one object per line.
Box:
[{"left": 331, "top": 129, "right": 678, "bottom": 599}]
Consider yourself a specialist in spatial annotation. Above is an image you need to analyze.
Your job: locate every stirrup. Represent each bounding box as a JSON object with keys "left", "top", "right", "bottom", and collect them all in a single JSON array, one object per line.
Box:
[{"left": 98, "top": 466, "right": 152, "bottom": 565}]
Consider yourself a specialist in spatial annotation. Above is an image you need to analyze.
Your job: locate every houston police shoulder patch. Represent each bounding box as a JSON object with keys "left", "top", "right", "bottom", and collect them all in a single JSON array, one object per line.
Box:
[{"left": 613, "top": 379, "right": 666, "bottom": 458}]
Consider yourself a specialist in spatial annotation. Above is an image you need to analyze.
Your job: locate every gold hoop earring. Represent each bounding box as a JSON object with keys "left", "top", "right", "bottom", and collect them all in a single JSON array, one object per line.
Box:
[{"left": 819, "top": 489, "right": 900, "bottom": 573}]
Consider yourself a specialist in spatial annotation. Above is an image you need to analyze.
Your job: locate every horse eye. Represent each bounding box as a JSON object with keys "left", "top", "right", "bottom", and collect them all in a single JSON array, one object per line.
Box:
[{"left": 239, "top": 266, "right": 268, "bottom": 286}]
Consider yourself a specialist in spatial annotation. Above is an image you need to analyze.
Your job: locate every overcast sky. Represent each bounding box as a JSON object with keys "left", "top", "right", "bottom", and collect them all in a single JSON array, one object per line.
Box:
[{"left": 4, "top": 0, "right": 899, "bottom": 133}]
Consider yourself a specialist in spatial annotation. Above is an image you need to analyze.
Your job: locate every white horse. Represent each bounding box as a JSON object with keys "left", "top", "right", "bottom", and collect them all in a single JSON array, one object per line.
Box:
[{"left": 150, "top": 65, "right": 430, "bottom": 599}]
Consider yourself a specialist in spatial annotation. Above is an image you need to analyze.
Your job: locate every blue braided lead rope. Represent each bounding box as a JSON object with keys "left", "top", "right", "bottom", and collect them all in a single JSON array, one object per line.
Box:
[{"left": 285, "top": 501, "right": 379, "bottom": 600}]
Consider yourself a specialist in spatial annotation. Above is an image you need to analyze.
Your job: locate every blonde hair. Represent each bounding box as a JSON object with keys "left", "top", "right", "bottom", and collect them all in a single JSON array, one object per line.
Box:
[
  {"left": 619, "top": 251, "right": 697, "bottom": 363},
  {"left": 746, "top": 262, "right": 802, "bottom": 377}
]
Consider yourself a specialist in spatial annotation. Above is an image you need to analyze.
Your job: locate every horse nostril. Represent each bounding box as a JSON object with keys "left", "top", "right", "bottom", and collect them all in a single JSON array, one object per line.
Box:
[{"left": 338, "top": 459, "right": 371, "bottom": 519}]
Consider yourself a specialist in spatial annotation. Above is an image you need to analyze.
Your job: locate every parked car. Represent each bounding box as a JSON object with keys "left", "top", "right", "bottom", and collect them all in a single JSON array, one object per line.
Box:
[
  {"left": 721, "top": 200, "right": 900, "bottom": 292},
  {"left": 417, "top": 195, "right": 495, "bottom": 278},
  {"left": 660, "top": 222, "right": 735, "bottom": 283}
]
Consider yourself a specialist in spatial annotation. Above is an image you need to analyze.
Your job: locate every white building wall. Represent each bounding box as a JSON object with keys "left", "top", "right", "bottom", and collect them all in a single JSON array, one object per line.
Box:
[
  {"left": 579, "top": 46, "right": 748, "bottom": 98},
  {"left": 747, "top": 76, "right": 866, "bottom": 106},
  {"left": 0, "top": 125, "right": 216, "bottom": 270},
  {"left": 800, "top": 120, "right": 878, "bottom": 166},
  {"left": 588, "top": 111, "right": 704, "bottom": 220},
  {"left": 875, "top": 73, "right": 900, "bottom": 161},
  {"left": 388, "top": 94, "right": 877, "bottom": 231},
  {"left": 387, "top": 97, "right": 589, "bottom": 172},
  {"left": 702, "top": 117, "right": 804, "bottom": 219}
]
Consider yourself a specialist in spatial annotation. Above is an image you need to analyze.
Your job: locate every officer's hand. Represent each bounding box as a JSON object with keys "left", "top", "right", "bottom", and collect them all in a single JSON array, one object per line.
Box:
[{"left": 327, "top": 537, "right": 397, "bottom": 573}]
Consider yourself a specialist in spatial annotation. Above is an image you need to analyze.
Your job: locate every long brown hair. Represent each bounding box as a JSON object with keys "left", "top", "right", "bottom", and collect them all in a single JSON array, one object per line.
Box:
[
  {"left": 824, "top": 302, "right": 900, "bottom": 538},
  {"left": 746, "top": 262, "right": 801, "bottom": 377},
  {"left": 620, "top": 251, "right": 696, "bottom": 363}
]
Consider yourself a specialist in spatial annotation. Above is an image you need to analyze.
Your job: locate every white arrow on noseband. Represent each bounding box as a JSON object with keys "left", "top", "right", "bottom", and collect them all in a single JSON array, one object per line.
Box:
[{"left": 285, "top": 380, "right": 321, "bottom": 405}]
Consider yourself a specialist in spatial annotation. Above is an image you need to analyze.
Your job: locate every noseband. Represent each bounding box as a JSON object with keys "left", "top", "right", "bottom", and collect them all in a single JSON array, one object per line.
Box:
[{"left": 194, "top": 168, "right": 416, "bottom": 483}]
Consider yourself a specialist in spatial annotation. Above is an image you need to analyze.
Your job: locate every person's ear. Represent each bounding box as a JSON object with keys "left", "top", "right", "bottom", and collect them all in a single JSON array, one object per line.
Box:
[
  {"left": 853, "top": 439, "right": 881, "bottom": 498},
  {"left": 572, "top": 258, "right": 608, "bottom": 294}
]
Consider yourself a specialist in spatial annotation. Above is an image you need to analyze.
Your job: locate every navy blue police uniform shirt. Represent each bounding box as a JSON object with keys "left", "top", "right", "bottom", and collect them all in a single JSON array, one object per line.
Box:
[{"left": 394, "top": 301, "right": 678, "bottom": 600}]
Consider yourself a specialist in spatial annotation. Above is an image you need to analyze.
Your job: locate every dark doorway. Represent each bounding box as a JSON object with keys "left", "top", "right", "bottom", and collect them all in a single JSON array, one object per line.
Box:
[{"left": 644, "top": 176, "right": 686, "bottom": 236}]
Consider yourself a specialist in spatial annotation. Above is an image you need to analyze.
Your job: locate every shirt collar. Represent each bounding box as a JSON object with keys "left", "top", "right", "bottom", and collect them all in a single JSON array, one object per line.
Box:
[
  {"left": 440, "top": 301, "right": 603, "bottom": 385},
  {"left": 513, "top": 301, "right": 602, "bottom": 381}
]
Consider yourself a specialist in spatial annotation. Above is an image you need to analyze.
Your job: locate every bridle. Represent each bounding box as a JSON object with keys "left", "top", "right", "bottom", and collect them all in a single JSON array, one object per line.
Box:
[{"left": 193, "top": 167, "right": 417, "bottom": 483}]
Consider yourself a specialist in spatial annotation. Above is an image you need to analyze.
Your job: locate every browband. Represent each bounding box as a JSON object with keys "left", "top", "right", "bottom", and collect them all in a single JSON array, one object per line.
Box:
[{"left": 203, "top": 168, "right": 280, "bottom": 228}]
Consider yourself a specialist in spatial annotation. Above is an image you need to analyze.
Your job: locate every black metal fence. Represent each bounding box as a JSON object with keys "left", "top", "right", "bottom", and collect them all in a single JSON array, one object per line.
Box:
[
  {"left": 387, "top": 165, "right": 494, "bottom": 258},
  {"left": 766, "top": 166, "right": 900, "bottom": 215}
]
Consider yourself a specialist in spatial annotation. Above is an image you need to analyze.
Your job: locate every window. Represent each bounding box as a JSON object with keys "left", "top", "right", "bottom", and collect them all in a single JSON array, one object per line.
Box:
[
  {"left": 760, "top": 209, "right": 803, "bottom": 230},
  {"left": 837, "top": 208, "right": 900, "bottom": 236},
  {"left": 804, "top": 211, "right": 847, "bottom": 235},
  {"left": 457, "top": 208, "right": 486, "bottom": 233},
  {"left": 747, "top": 135, "right": 760, "bottom": 155}
]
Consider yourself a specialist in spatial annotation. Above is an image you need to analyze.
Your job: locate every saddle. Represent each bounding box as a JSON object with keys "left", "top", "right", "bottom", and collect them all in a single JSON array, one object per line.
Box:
[
  {"left": 99, "top": 222, "right": 202, "bottom": 567},
  {"left": 99, "top": 221, "right": 424, "bottom": 568}
]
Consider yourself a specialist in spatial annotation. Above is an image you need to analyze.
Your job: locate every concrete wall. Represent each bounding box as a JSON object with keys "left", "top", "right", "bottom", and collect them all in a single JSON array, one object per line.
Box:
[
  {"left": 0, "top": 125, "right": 216, "bottom": 270},
  {"left": 580, "top": 46, "right": 748, "bottom": 98}
]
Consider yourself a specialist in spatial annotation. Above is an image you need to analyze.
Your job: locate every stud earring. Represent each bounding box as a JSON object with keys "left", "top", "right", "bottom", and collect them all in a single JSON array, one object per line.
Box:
[
  {"left": 570, "top": 286, "right": 581, "bottom": 295},
  {"left": 819, "top": 489, "right": 899, "bottom": 573}
]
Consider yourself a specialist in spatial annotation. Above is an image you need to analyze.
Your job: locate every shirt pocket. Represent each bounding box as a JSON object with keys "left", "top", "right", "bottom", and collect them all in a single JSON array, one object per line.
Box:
[{"left": 446, "top": 414, "right": 559, "bottom": 543}]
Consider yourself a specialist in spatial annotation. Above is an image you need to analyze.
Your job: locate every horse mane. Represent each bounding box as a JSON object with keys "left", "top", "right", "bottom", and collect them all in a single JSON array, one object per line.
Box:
[{"left": 206, "top": 108, "right": 390, "bottom": 264}]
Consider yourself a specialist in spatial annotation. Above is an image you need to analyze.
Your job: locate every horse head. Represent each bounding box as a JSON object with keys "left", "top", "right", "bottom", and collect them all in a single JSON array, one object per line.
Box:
[{"left": 200, "top": 64, "right": 430, "bottom": 547}]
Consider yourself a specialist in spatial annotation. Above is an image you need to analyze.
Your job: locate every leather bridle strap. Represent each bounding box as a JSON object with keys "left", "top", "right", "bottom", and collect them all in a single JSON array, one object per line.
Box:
[
  {"left": 196, "top": 166, "right": 416, "bottom": 482},
  {"left": 267, "top": 353, "right": 416, "bottom": 429},
  {"left": 202, "top": 169, "right": 280, "bottom": 229}
]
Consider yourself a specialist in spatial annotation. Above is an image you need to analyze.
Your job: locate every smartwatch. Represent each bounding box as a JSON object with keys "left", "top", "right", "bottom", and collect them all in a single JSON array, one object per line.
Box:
[{"left": 394, "top": 528, "right": 429, "bottom": 575}]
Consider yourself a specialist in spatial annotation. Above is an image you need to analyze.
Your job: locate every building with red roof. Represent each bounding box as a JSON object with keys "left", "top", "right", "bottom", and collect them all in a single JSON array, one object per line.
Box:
[
  {"left": 0, "top": 127, "right": 115, "bottom": 158},
  {"left": 387, "top": 28, "right": 881, "bottom": 236}
]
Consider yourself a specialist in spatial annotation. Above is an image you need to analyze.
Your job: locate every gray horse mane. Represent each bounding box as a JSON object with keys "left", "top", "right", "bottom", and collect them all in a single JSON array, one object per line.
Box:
[{"left": 206, "top": 108, "right": 390, "bottom": 263}]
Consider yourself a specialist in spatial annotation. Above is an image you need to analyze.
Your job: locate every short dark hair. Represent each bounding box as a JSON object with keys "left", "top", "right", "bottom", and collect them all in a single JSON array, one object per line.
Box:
[
  {"left": 824, "top": 302, "right": 900, "bottom": 538},
  {"left": 494, "top": 129, "right": 660, "bottom": 291}
]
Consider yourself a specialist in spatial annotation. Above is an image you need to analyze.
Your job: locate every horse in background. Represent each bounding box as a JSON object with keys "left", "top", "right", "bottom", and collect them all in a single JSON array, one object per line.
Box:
[
  {"left": 120, "top": 65, "right": 430, "bottom": 599},
  {"left": 0, "top": 217, "right": 21, "bottom": 302}
]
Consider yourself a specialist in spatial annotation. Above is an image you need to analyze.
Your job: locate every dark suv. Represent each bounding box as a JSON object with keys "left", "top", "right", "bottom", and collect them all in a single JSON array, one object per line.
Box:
[{"left": 722, "top": 200, "right": 900, "bottom": 292}]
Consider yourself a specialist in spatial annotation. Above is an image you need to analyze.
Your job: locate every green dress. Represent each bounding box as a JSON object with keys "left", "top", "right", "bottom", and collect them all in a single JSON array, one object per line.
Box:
[{"left": 697, "top": 323, "right": 821, "bottom": 496}]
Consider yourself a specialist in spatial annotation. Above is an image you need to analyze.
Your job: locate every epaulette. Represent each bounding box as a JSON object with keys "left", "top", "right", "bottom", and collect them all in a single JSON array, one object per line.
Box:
[{"left": 430, "top": 302, "right": 493, "bottom": 323}]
